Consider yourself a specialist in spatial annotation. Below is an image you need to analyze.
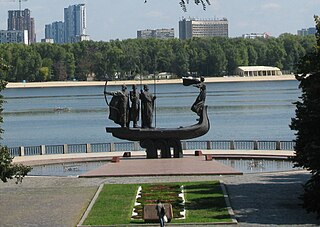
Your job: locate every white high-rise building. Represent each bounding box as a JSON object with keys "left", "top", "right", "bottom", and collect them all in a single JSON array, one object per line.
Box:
[
  {"left": 179, "top": 18, "right": 228, "bottom": 39},
  {"left": 64, "top": 4, "right": 87, "bottom": 43}
]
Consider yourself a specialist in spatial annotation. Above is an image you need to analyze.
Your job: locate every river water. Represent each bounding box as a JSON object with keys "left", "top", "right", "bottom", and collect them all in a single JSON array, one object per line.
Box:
[{"left": 1, "top": 80, "right": 300, "bottom": 147}]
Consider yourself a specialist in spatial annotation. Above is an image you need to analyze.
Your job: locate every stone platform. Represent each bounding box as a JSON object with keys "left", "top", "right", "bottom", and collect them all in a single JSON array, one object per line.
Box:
[{"left": 79, "top": 156, "right": 242, "bottom": 177}]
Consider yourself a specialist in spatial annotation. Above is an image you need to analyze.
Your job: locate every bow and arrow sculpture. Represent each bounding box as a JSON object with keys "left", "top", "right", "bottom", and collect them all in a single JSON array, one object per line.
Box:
[{"left": 104, "top": 76, "right": 210, "bottom": 159}]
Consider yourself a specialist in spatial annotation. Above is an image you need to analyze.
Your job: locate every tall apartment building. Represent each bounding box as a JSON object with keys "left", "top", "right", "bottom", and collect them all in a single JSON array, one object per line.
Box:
[
  {"left": 7, "top": 9, "right": 36, "bottom": 43},
  {"left": 64, "top": 4, "right": 87, "bottom": 43},
  {"left": 0, "top": 30, "right": 28, "bottom": 44},
  {"left": 179, "top": 18, "right": 228, "bottom": 39},
  {"left": 45, "top": 21, "right": 65, "bottom": 44},
  {"left": 297, "top": 27, "right": 316, "bottom": 36},
  {"left": 137, "top": 28, "right": 174, "bottom": 39}
]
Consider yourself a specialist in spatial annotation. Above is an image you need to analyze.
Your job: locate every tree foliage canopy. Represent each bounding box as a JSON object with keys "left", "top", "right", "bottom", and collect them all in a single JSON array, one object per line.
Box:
[
  {"left": 0, "top": 35, "right": 316, "bottom": 82},
  {"left": 0, "top": 146, "right": 32, "bottom": 183},
  {"left": 290, "top": 16, "right": 320, "bottom": 218}
]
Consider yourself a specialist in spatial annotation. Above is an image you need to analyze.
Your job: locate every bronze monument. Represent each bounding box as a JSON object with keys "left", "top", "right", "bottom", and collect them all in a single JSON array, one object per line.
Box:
[{"left": 104, "top": 77, "right": 210, "bottom": 159}]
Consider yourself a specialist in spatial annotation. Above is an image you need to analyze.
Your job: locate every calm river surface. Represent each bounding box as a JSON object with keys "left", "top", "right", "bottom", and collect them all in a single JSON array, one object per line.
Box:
[{"left": 2, "top": 80, "right": 300, "bottom": 147}]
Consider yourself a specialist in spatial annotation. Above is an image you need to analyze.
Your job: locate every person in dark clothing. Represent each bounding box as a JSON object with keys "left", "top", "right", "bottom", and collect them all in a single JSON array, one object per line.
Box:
[
  {"left": 156, "top": 199, "right": 166, "bottom": 227},
  {"left": 140, "top": 84, "right": 156, "bottom": 128},
  {"left": 130, "top": 84, "right": 140, "bottom": 128}
]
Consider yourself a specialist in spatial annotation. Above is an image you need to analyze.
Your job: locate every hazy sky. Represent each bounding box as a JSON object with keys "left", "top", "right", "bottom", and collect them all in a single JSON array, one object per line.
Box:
[{"left": 0, "top": 0, "right": 319, "bottom": 41}]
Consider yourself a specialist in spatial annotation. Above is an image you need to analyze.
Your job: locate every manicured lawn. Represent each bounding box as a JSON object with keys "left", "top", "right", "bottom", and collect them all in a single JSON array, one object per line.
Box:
[
  {"left": 83, "top": 181, "right": 232, "bottom": 225},
  {"left": 83, "top": 184, "right": 138, "bottom": 225},
  {"left": 177, "top": 182, "right": 231, "bottom": 223}
]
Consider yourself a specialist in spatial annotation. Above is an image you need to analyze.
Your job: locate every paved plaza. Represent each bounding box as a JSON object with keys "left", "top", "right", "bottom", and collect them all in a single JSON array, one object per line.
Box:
[
  {"left": 80, "top": 156, "right": 242, "bottom": 177},
  {"left": 1, "top": 169, "right": 320, "bottom": 227}
]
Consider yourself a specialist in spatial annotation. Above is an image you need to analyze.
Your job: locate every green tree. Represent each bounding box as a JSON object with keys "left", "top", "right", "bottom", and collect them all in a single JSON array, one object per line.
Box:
[
  {"left": 38, "top": 67, "right": 50, "bottom": 81},
  {"left": 93, "top": 51, "right": 109, "bottom": 80},
  {"left": 170, "top": 40, "right": 189, "bottom": 76},
  {"left": 0, "top": 146, "right": 32, "bottom": 183},
  {"left": 222, "top": 42, "right": 245, "bottom": 75},
  {"left": 290, "top": 16, "right": 320, "bottom": 217},
  {"left": 71, "top": 41, "right": 97, "bottom": 80},
  {"left": 265, "top": 38, "right": 286, "bottom": 69},
  {"left": 247, "top": 42, "right": 258, "bottom": 66},
  {"left": 119, "top": 39, "right": 141, "bottom": 79},
  {"left": 208, "top": 42, "right": 227, "bottom": 76},
  {"left": 279, "top": 33, "right": 305, "bottom": 72}
]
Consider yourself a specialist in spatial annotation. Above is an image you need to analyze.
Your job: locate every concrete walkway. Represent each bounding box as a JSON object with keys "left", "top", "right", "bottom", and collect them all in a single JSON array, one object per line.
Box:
[
  {"left": 1, "top": 170, "right": 319, "bottom": 227},
  {"left": 12, "top": 150, "right": 295, "bottom": 165},
  {"left": 1, "top": 151, "right": 318, "bottom": 226}
]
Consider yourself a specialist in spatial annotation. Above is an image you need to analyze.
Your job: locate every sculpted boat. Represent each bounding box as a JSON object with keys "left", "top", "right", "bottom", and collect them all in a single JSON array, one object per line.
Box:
[
  {"left": 106, "top": 106, "right": 210, "bottom": 159},
  {"left": 106, "top": 106, "right": 209, "bottom": 141}
]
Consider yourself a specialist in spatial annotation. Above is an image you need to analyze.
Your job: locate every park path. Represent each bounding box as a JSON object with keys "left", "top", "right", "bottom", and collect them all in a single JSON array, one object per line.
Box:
[{"left": 0, "top": 171, "right": 319, "bottom": 227}]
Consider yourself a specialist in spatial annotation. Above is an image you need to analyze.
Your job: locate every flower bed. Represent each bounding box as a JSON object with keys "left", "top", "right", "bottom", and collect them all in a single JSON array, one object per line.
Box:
[{"left": 131, "top": 184, "right": 185, "bottom": 220}]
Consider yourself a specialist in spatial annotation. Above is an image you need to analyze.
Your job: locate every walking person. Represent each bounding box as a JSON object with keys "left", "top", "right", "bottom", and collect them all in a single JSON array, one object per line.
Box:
[{"left": 156, "top": 199, "right": 166, "bottom": 227}]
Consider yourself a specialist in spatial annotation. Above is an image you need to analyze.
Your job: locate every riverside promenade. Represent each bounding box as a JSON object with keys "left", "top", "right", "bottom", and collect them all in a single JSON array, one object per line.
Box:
[
  {"left": 6, "top": 75, "right": 296, "bottom": 88},
  {"left": 1, "top": 150, "right": 319, "bottom": 227}
]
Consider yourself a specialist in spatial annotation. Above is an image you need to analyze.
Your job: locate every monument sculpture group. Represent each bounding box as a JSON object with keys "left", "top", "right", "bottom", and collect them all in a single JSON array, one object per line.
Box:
[{"left": 104, "top": 77, "right": 210, "bottom": 159}]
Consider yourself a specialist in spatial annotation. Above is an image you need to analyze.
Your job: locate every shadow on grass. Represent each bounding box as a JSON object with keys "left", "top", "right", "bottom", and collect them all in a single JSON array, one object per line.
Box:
[
  {"left": 186, "top": 196, "right": 225, "bottom": 210},
  {"left": 184, "top": 183, "right": 221, "bottom": 195}
]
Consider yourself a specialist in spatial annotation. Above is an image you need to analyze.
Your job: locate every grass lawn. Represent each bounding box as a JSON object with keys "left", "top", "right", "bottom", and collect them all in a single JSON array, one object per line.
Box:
[{"left": 83, "top": 181, "right": 232, "bottom": 225}]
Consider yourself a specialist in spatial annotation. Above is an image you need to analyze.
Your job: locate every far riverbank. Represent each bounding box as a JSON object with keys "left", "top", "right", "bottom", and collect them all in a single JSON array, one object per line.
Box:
[{"left": 6, "top": 75, "right": 296, "bottom": 89}]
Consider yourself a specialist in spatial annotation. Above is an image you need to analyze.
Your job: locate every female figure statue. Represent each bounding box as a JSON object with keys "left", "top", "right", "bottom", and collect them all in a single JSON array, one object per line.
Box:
[{"left": 191, "top": 76, "right": 206, "bottom": 118}]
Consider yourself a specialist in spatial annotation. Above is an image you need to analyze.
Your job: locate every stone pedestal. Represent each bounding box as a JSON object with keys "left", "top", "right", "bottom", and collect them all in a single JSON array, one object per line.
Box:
[
  {"left": 143, "top": 204, "right": 173, "bottom": 222},
  {"left": 140, "top": 138, "right": 183, "bottom": 159}
]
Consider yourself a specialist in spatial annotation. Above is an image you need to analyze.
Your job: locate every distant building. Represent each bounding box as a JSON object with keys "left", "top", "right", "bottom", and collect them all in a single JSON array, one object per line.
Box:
[
  {"left": 70, "top": 34, "right": 90, "bottom": 43},
  {"left": 45, "top": 21, "right": 65, "bottom": 44},
  {"left": 45, "top": 24, "right": 52, "bottom": 39},
  {"left": 64, "top": 4, "right": 87, "bottom": 43},
  {"left": 7, "top": 9, "right": 36, "bottom": 44},
  {"left": 235, "top": 66, "right": 282, "bottom": 77},
  {"left": 137, "top": 28, "right": 174, "bottom": 39},
  {"left": 41, "top": 38, "right": 54, "bottom": 43},
  {"left": 44, "top": 4, "right": 89, "bottom": 43},
  {"left": 242, "top": 32, "right": 270, "bottom": 39},
  {"left": 0, "top": 30, "right": 28, "bottom": 44},
  {"left": 179, "top": 18, "right": 228, "bottom": 39},
  {"left": 297, "top": 27, "right": 316, "bottom": 36}
]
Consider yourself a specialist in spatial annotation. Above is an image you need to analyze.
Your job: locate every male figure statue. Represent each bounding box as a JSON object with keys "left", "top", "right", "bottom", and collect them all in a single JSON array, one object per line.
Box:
[
  {"left": 140, "top": 84, "right": 156, "bottom": 128},
  {"left": 130, "top": 84, "right": 140, "bottom": 128}
]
